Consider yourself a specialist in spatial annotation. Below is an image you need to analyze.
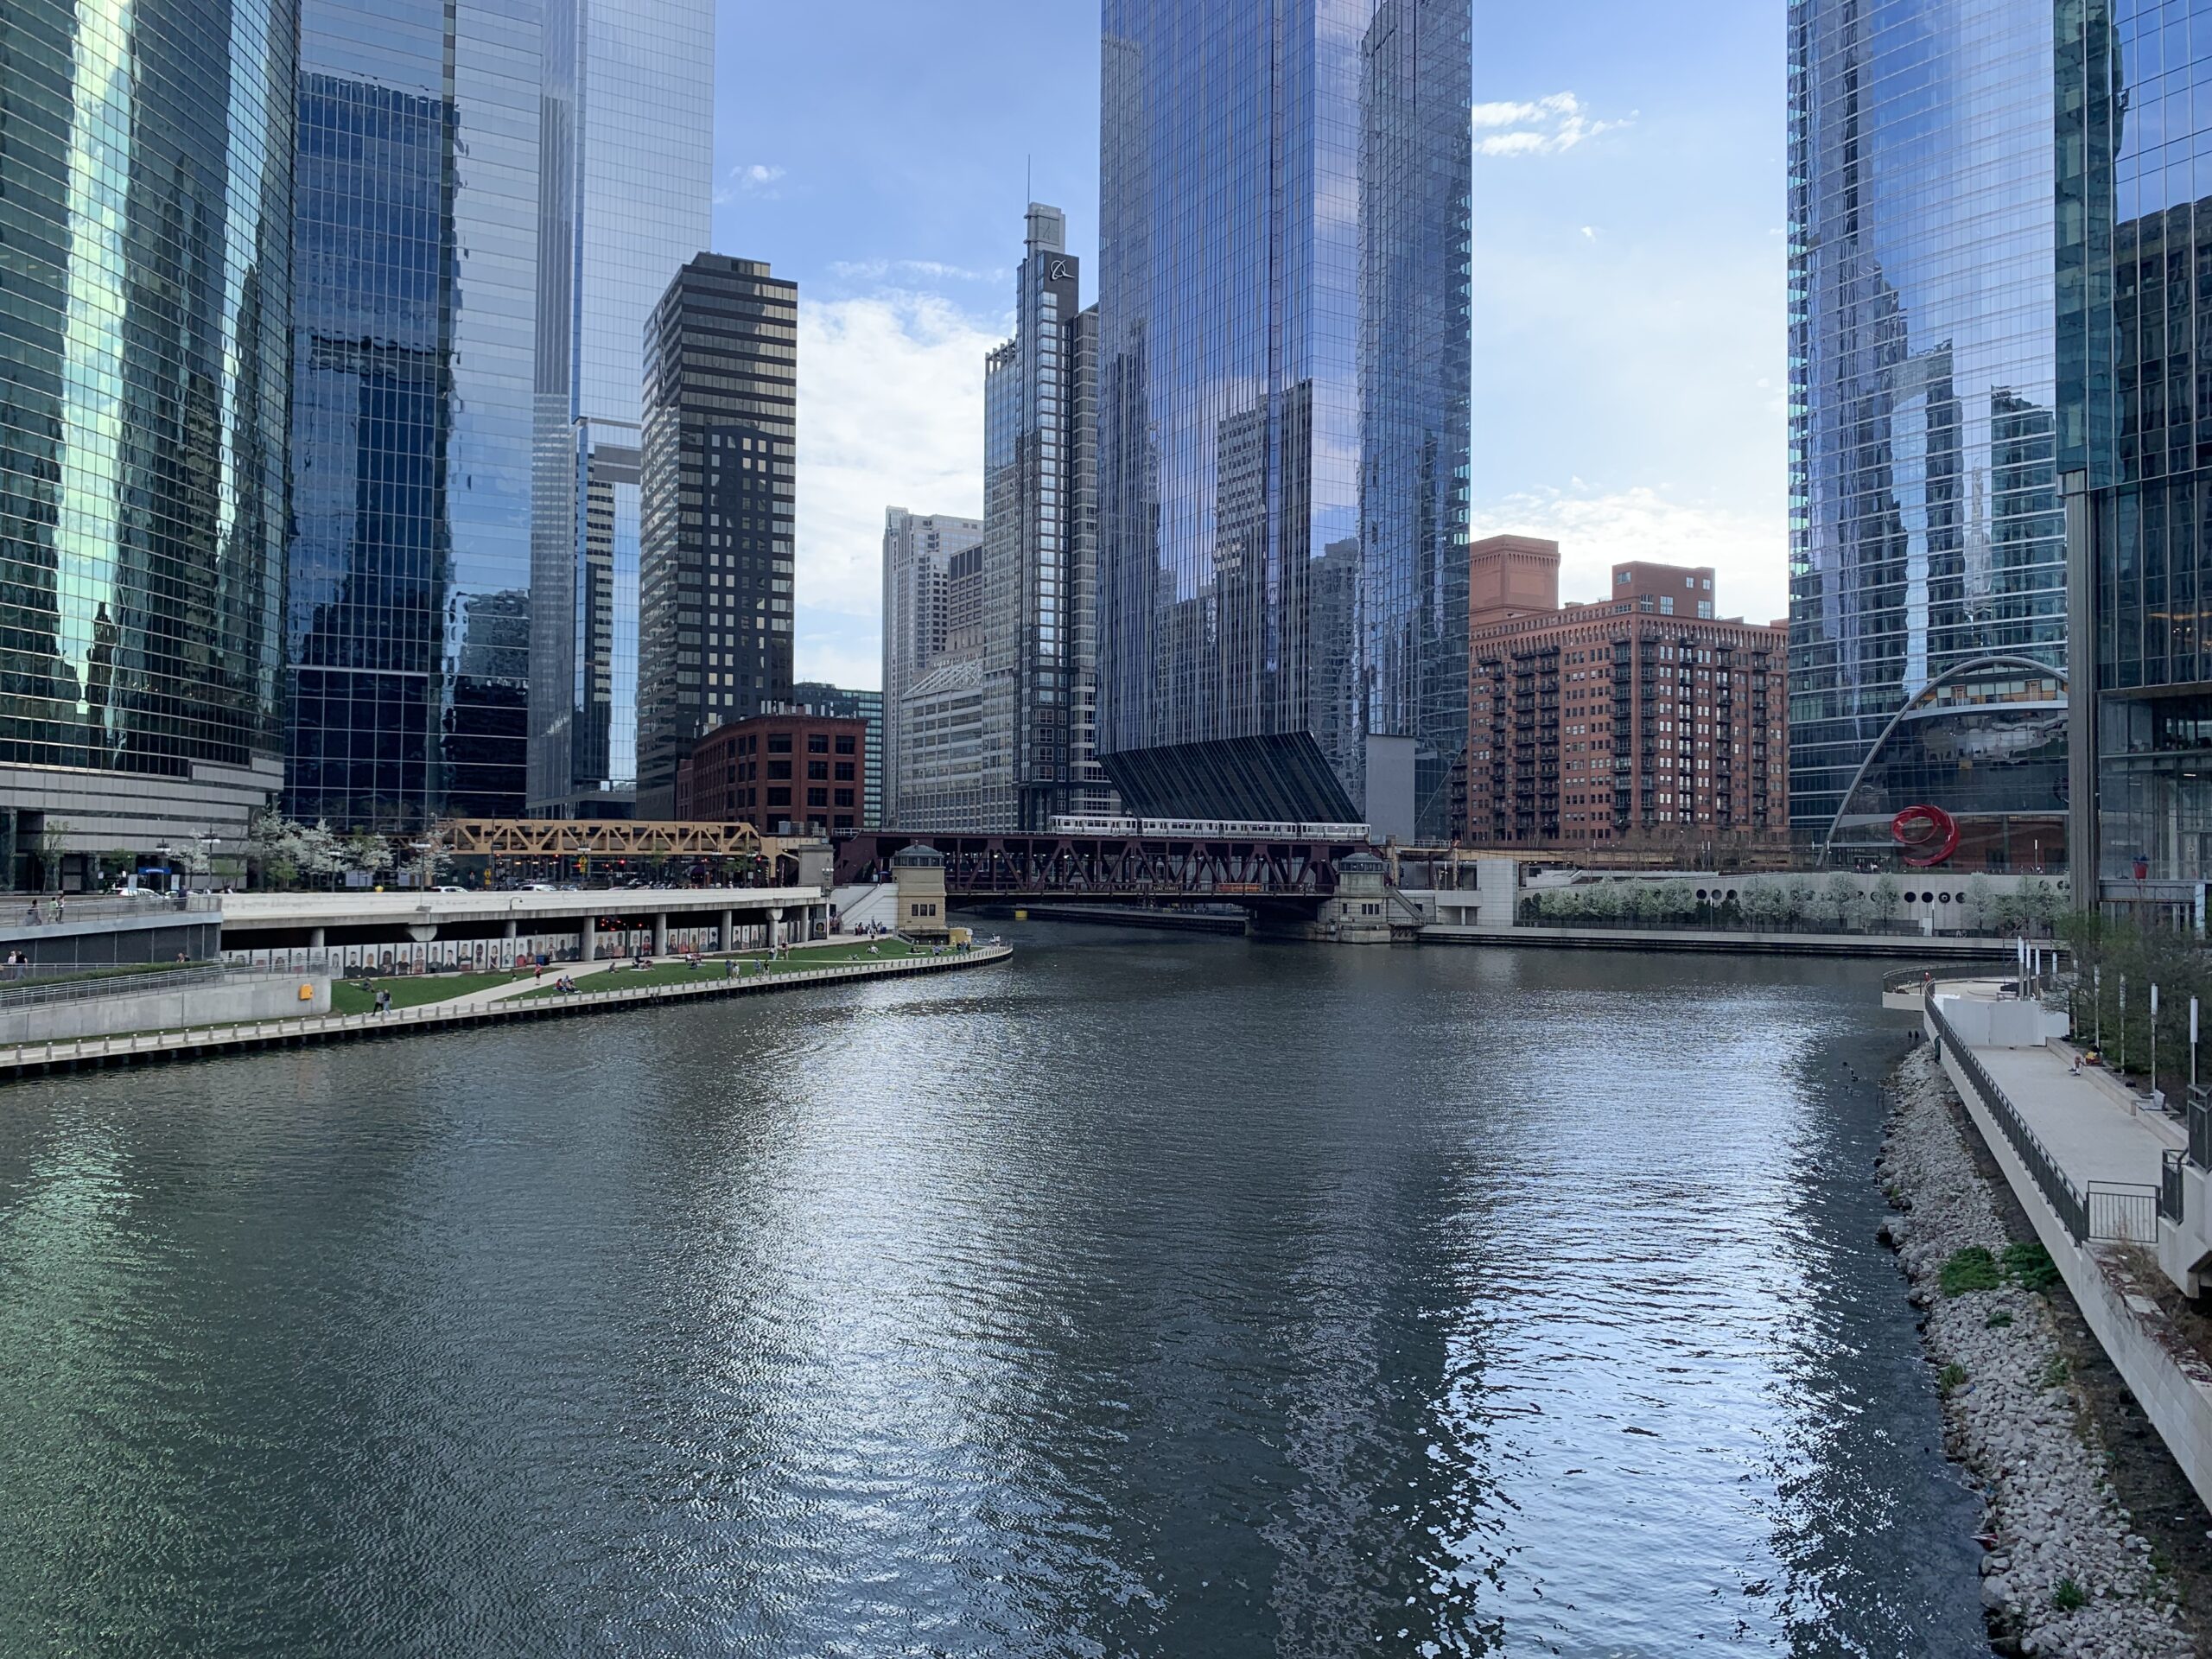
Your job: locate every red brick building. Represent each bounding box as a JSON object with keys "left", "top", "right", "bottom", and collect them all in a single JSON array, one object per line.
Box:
[
  {"left": 674, "top": 710, "right": 869, "bottom": 836},
  {"left": 1466, "top": 537, "right": 1786, "bottom": 849}
]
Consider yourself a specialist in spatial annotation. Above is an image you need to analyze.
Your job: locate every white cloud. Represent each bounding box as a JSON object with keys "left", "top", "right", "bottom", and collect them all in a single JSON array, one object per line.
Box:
[
  {"left": 791, "top": 290, "right": 1007, "bottom": 684},
  {"left": 1471, "top": 92, "right": 1630, "bottom": 157},
  {"left": 829, "top": 257, "right": 1006, "bottom": 286},
  {"left": 1471, "top": 485, "right": 1789, "bottom": 626},
  {"left": 718, "top": 162, "right": 786, "bottom": 204}
]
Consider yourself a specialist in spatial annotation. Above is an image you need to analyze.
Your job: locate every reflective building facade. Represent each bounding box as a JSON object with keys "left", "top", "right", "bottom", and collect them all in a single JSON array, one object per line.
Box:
[
  {"left": 981, "top": 205, "right": 1110, "bottom": 831},
  {"left": 0, "top": 0, "right": 294, "bottom": 881},
  {"left": 528, "top": 0, "right": 714, "bottom": 817},
  {"left": 1096, "top": 0, "right": 1471, "bottom": 837},
  {"left": 2060, "top": 0, "right": 2212, "bottom": 911},
  {"left": 1788, "top": 0, "right": 2071, "bottom": 855},
  {"left": 285, "top": 0, "right": 539, "bottom": 830}
]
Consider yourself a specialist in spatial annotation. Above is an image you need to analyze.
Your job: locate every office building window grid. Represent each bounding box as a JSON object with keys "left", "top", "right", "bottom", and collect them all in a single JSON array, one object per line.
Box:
[
  {"left": 0, "top": 0, "right": 293, "bottom": 781},
  {"left": 1096, "top": 0, "right": 1471, "bottom": 837},
  {"left": 638, "top": 257, "right": 798, "bottom": 819},
  {"left": 1787, "top": 0, "right": 2068, "bottom": 833}
]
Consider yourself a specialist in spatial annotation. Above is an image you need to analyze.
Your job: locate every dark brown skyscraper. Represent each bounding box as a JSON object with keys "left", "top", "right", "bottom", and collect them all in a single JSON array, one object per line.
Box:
[{"left": 636, "top": 255, "right": 798, "bottom": 819}]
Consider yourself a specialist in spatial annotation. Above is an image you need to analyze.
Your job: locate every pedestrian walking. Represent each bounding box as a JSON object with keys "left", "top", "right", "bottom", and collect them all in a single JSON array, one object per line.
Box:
[{"left": 374, "top": 988, "right": 391, "bottom": 1015}]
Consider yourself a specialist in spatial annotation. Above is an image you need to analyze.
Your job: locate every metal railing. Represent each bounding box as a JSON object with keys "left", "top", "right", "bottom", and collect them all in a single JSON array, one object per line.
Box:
[
  {"left": 0, "top": 961, "right": 284, "bottom": 1011},
  {"left": 1928, "top": 993, "right": 2091, "bottom": 1243},
  {"left": 2089, "top": 1179, "right": 2161, "bottom": 1243},
  {"left": 0, "top": 944, "right": 1013, "bottom": 1075},
  {"left": 1, "top": 892, "right": 221, "bottom": 926},
  {"left": 2191, "top": 1090, "right": 2212, "bottom": 1172},
  {"left": 1880, "top": 963, "right": 2016, "bottom": 995},
  {"left": 2162, "top": 1150, "right": 2186, "bottom": 1224}
]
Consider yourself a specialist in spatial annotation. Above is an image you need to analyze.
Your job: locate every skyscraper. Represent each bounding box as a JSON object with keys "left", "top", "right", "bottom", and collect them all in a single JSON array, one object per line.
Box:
[
  {"left": 2060, "top": 1, "right": 2212, "bottom": 909},
  {"left": 528, "top": 0, "right": 714, "bottom": 818},
  {"left": 881, "top": 508, "right": 985, "bottom": 823},
  {"left": 284, "top": 0, "right": 540, "bottom": 830},
  {"left": 1095, "top": 0, "right": 1471, "bottom": 839},
  {"left": 981, "top": 205, "right": 1112, "bottom": 830},
  {"left": 637, "top": 256, "right": 798, "bottom": 819},
  {"left": 0, "top": 0, "right": 294, "bottom": 885},
  {"left": 1788, "top": 0, "right": 2071, "bottom": 865}
]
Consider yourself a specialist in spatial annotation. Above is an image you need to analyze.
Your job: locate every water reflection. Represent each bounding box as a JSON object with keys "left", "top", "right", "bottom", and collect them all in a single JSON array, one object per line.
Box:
[{"left": 0, "top": 928, "right": 1985, "bottom": 1655}]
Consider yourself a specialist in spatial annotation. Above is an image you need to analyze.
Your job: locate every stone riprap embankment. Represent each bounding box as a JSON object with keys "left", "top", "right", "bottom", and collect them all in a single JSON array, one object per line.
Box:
[{"left": 1879, "top": 1045, "right": 2191, "bottom": 1658}]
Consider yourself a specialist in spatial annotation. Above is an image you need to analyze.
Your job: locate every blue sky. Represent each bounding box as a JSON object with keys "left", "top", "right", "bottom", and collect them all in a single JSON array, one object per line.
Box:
[{"left": 713, "top": 1, "right": 1786, "bottom": 689}]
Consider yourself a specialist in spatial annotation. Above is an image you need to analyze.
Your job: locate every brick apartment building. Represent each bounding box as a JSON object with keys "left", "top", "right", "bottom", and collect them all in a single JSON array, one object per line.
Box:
[
  {"left": 1465, "top": 536, "right": 1786, "bottom": 848},
  {"left": 674, "top": 709, "right": 869, "bottom": 836}
]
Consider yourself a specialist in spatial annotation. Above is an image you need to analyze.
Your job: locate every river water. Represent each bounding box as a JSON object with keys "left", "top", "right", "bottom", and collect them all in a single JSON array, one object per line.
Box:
[{"left": 0, "top": 925, "right": 1988, "bottom": 1656}]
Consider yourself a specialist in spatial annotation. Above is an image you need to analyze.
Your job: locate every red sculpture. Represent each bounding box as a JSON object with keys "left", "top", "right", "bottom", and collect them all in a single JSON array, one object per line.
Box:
[{"left": 1891, "top": 804, "right": 1960, "bottom": 868}]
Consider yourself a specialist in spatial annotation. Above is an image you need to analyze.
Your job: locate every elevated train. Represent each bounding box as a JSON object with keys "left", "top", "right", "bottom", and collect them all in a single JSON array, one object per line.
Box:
[{"left": 1046, "top": 815, "right": 1371, "bottom": 842}]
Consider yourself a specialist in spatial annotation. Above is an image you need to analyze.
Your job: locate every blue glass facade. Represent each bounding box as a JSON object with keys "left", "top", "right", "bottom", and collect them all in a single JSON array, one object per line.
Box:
[
  {"left": 1788, "top": 0, "right": 2071, "bottom": 846},
  {"left": 527, "top": 0, "right": 714, "bottom": 817},
  {"left": 1095, "top": 0, "right": 1470, "bottom": 838},
  {"left": 2060, "top": 0, "right": 2212, "bottom": 895},
  {"left": 286, "top": 0, "right": 538, "bottom": 830},
  {"left": 0, "top": 0, "right": 293, "bottom": 871}
]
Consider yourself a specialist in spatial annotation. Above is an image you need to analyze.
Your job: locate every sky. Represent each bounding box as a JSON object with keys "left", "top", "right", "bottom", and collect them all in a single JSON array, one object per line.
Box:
[{"left": 711, "top": 1, "right": 1787, "bottom": 690}]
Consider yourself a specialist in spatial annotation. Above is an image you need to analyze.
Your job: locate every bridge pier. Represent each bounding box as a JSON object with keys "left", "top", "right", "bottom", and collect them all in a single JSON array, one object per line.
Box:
[
  {"left": 579, "top": 916, "right": 596, "bottom": 963},
  {"left": 719, "top": 909, "right": 734, "bottom": 951},
  {"left": 652, "top": 912, "right": 669, "bottom": 956}
]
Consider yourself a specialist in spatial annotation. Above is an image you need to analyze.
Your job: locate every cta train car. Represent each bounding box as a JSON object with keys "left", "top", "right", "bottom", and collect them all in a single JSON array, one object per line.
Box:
[{"left": 1047, "top": 815, "right": 1371, "bottom": 842}]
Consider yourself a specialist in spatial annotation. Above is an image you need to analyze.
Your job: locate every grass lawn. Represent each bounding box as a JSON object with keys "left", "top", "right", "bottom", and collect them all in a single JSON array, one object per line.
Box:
[
  {"left": 515, "top": 941, "right": 931, "bottom": 1001},
  {"left": 330, "top": 972, "right": 516, "bottom": 1015}
]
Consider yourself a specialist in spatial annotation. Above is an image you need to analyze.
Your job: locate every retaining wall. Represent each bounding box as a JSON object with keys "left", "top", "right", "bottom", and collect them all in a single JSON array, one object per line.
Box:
[{"left": 0, "top": 974, "right": 329, "bottom": 1045}]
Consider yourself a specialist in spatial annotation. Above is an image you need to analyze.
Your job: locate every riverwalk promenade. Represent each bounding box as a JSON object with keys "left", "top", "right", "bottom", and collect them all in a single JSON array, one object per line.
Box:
[
  {"left": 0, "top": 940, "right": 1010, "bottom": 1082},
  {"left": 1923, "top": 978, "right": 2212, "bottom": 1514}
]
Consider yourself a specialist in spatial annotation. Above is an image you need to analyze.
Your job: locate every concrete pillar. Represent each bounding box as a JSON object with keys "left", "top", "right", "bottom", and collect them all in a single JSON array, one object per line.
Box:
[
  {"left": 308, "top": 927, "right": 325, "bottom": 950},
  {"left": 652, "top": 912, "right": 669, "bottom": 956},
  {"left": 580, "top": 915, "right": 596, "bottom": 962},
  {"left": 719, "top": 908, "right": 734, "bottom": 951},
  {"left": 502, "top": 918, "right": 518, "bottom": 938},
  {"left": 768, "top": 906, "right": 784, "bottom": 951}
]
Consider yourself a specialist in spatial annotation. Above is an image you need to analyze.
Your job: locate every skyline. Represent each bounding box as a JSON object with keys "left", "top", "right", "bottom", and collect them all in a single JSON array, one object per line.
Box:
[{"left": 717, "top": 0, "right": 1786, "bottom": 692}]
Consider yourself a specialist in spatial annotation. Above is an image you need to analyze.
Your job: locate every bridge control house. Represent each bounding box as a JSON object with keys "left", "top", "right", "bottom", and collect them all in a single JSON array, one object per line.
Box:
[
  {"left": 675, "top": 711, "right": 869, "bottom": 837},
  {"left": 1465, "top": 537, "right": 1788, "bottom": 850}
]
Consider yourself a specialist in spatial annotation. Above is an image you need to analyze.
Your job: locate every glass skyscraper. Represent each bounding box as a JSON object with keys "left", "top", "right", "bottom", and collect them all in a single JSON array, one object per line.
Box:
[
  {"left": 982, "top": 204, "right": 1110, "bottom": 831},
  {"left": 1788, "top": 0, "right": 2072, "bottom": 861},
  {"left": 527, "top": 0, "right": 715, "bottom": 818},
  {"left": 1095, "top": 0, "right": 1471, "bottom": 840},
  {"left": 0, "top": 0, "right": 294, "bottom": 885},
  {"left": 2059, "top": 0, "right": 2212, "bottom": 912},
  {"left": 285, "top": 0, "right": 540, "bottom": 830}
]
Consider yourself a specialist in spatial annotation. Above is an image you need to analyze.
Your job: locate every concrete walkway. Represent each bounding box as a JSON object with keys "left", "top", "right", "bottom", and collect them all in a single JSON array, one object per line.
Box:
[
  {"left": 1974, "top": 1040, "right": 2181, "bottom": 1186},
  {"left": 2, "top": 944, "right": 1012, "bottom": 1079}
]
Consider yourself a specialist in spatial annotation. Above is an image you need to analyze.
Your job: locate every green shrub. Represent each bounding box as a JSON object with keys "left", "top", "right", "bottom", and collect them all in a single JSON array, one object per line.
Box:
[
  {"left": 2051, "top": 1578, "right": 2088, "bottom": 1611},
  {"left": 2005, "top": 1242, "right": 2062, "bottom": 1293},
  {"left": 1937, "top": 1362, "right": 1969, "bottom": 1396},
  {"left": 2040, "top": 1355, "right": 2071, "bottom": 1389},
  {"left": 1986, "top": 1309, "right": 2014, "bottom": 1329},
  {"left": 1942, "top": 1247, "right": 2005, "bottom": 1295}
]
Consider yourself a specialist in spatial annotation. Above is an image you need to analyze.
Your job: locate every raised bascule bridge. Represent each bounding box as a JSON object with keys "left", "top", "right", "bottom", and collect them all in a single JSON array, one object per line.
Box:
[{"left": 834, "top": 818, "right": 1416, "bottom": 941}]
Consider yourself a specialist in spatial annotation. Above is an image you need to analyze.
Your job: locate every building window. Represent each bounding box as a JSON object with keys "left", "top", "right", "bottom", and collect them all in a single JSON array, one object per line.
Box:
[
  {"left": 768, "top": 734, "right": 792, "bottom": 753},
  {"left": 767, "top": 787, "right": 791, "bottom": 806},
  {"left": 768, "top": 760, "right": 791, "bottom": 780},
  {"left": 807, "top": 733, "right": 829, "bottom": 753},
  {"left": 835, "top": 735, "right": 856, "bottom": 754}
]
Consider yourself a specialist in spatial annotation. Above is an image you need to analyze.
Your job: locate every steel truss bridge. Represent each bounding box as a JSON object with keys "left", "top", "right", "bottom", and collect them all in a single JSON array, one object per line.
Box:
[
  {"left": 441, "top": 818, "right": 763, "bottom": 858},
  {"left": 835, "top": 830, "right": 1374, "bottom": 908}
]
